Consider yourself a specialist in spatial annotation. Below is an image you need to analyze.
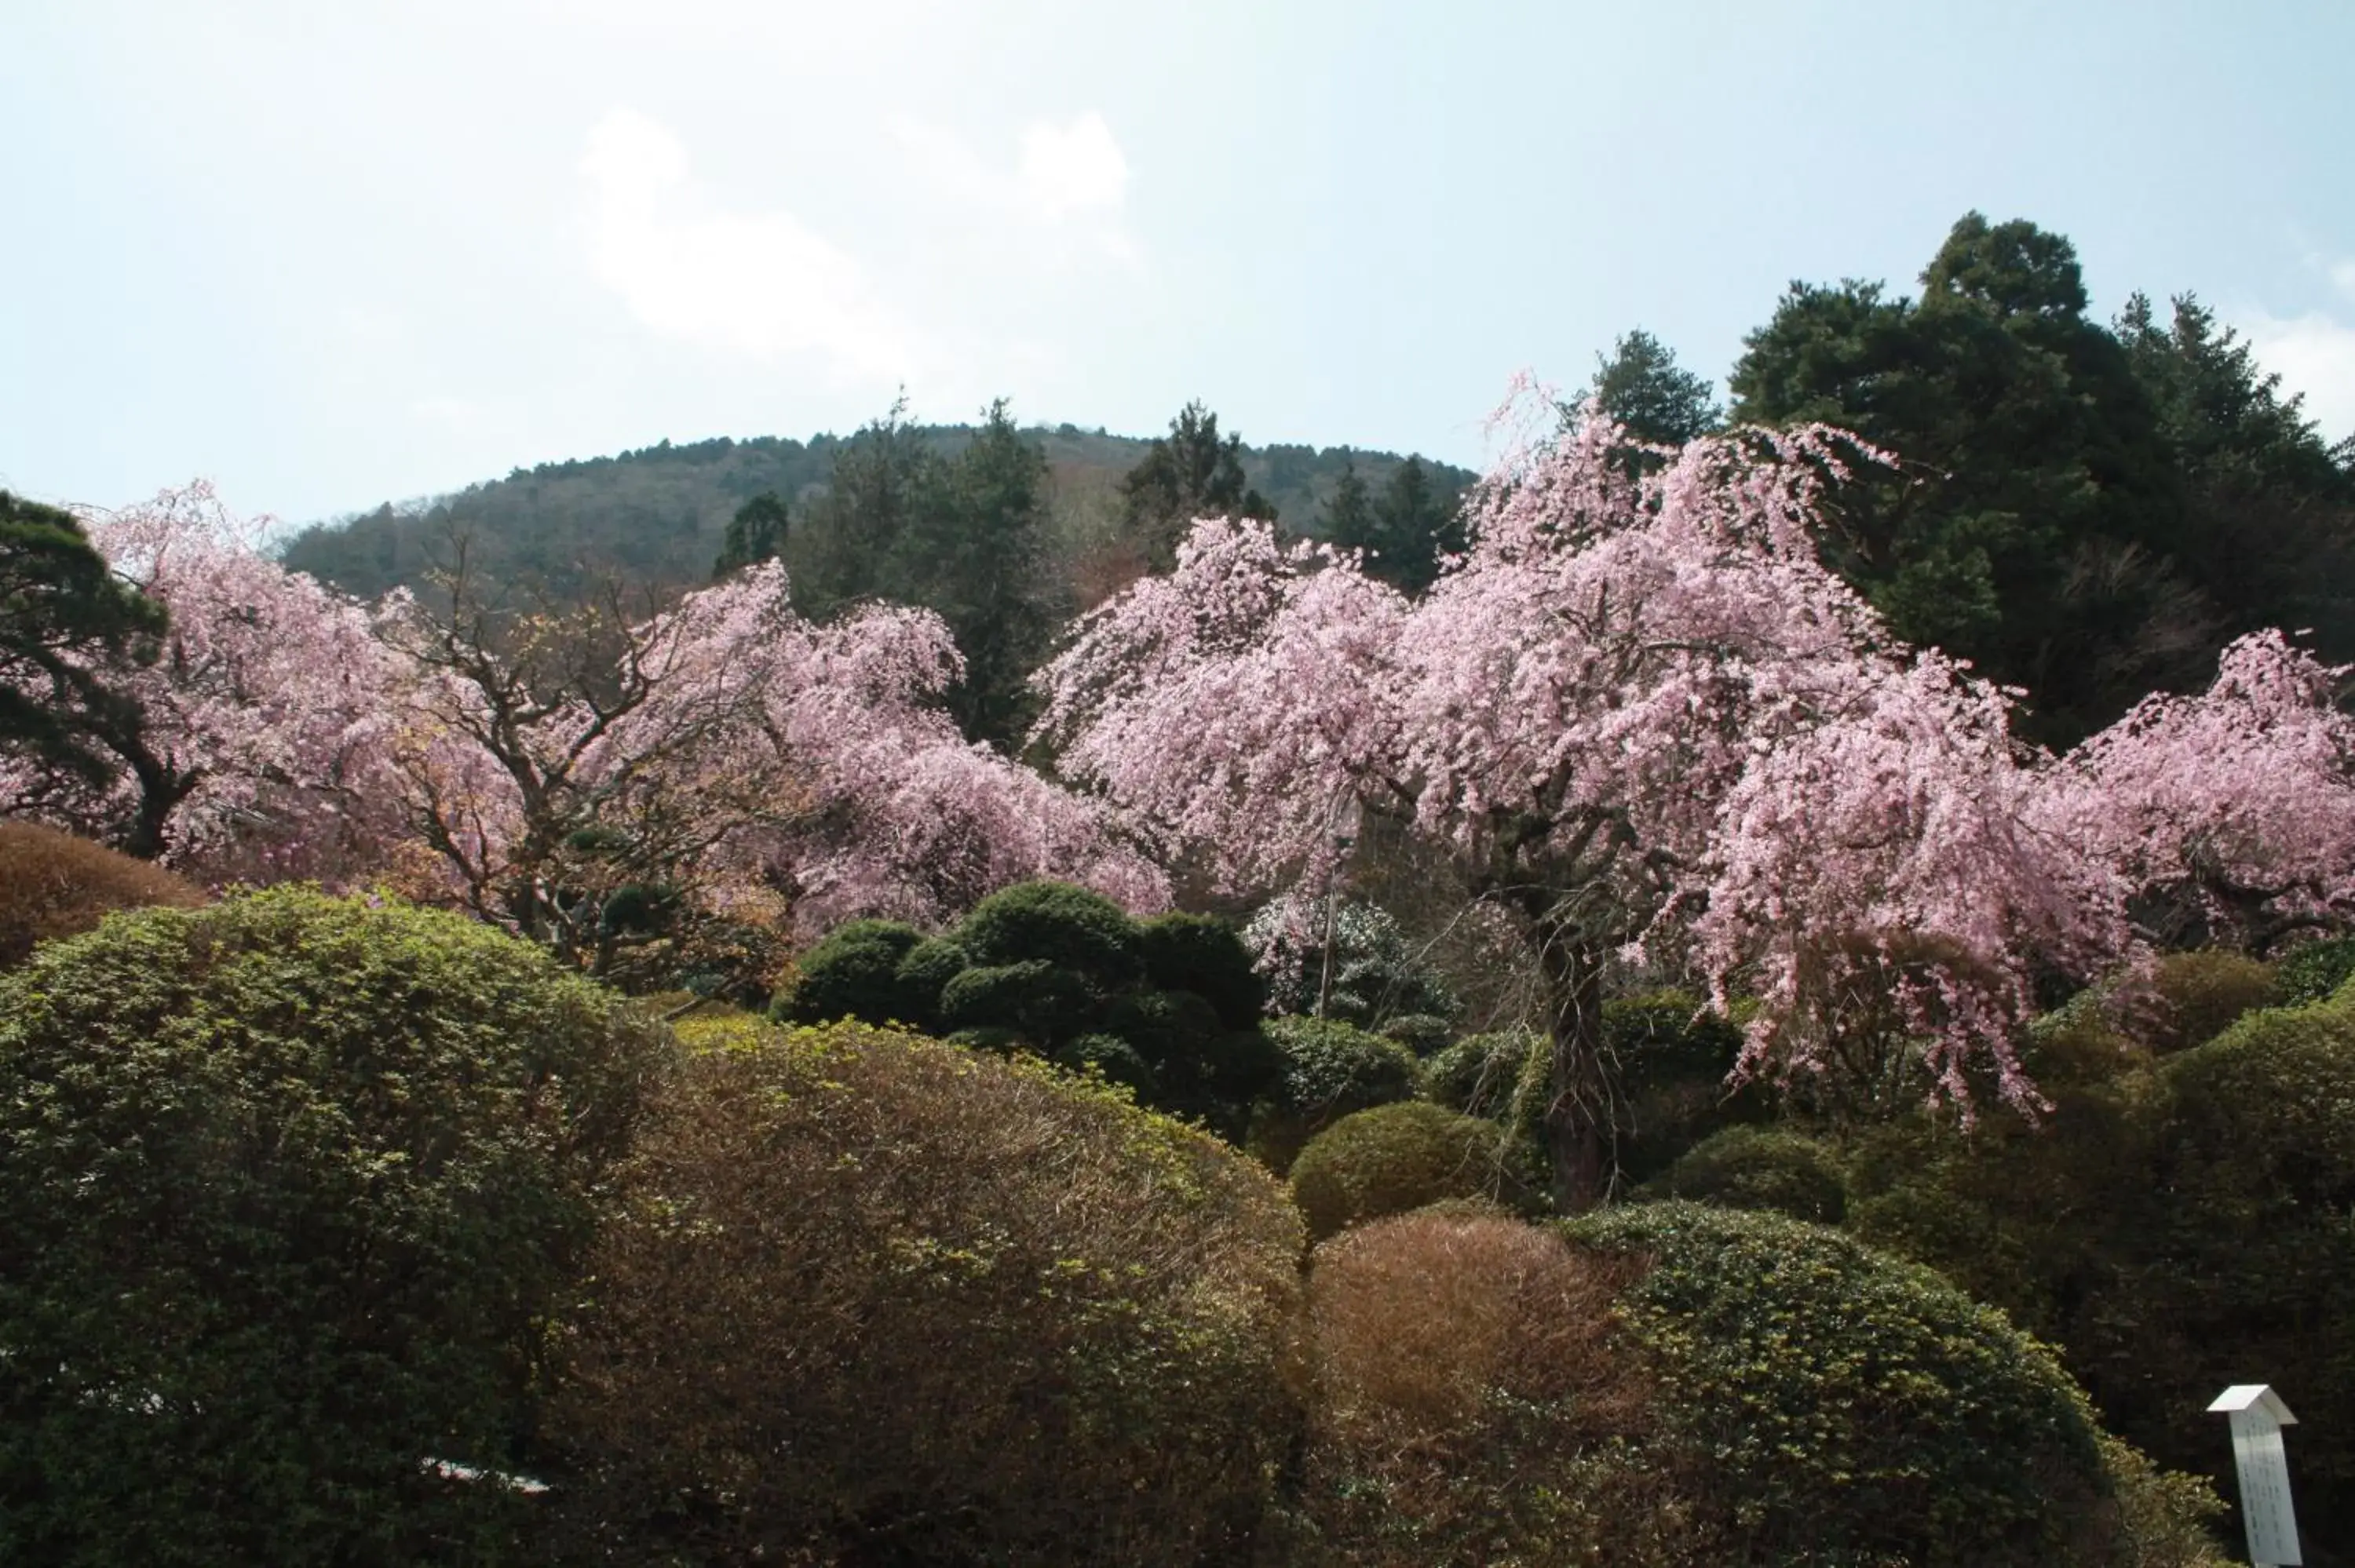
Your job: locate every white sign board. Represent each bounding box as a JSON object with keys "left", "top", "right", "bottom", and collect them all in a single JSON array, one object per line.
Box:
[{"left": 2210, "top": 1385, "right": 2302, "bottom": 1566}]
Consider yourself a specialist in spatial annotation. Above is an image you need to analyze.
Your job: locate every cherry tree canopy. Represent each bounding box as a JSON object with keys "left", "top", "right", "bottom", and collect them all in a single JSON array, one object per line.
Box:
[
  {"left": 1037, "top": 404, "right": 2109, "bottom": 1196},
  {"left": 2035, "top": 629, "right": 2355, "bottom": 954}
]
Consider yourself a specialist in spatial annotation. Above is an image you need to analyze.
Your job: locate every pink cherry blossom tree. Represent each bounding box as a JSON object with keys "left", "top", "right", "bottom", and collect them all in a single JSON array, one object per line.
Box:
[
  {"left": 1037, "top": 399, "right": 2106, "bottom": 1203},
  {"left": 379, "top": 555, "right": 1164, "bottom": 986},
  {"left": 2036, "top": 629, "right": 2355, "bottom": 954},
  {"left": 0, "top": 483, "right": 400, "bottom": 881}
]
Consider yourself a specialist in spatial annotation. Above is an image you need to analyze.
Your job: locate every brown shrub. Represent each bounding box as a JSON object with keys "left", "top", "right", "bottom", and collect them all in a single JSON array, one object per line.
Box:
[
  {"left": 539, "top": 1014, "right": 1306, "bottom": 1566},
  {"left": 1292, "top": 1209, "right": 1711, "bottom": 1566},
  {"left": 0, "top": 821, "right": 202, "bottom": 969}
]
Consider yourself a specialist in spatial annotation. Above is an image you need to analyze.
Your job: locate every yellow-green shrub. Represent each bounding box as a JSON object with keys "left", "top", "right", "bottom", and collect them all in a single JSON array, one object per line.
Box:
[{"left": 1288, "top": 1101, "right": 1539, "bottom": 1241}]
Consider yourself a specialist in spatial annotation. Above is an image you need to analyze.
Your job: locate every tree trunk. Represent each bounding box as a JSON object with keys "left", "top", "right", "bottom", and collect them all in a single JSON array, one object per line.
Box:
[{"left": 1537, "top": 931, "right": 1615, "bottom": 1212}]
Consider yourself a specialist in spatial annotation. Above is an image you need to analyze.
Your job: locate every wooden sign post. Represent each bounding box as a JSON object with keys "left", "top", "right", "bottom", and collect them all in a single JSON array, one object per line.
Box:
[{"left": 2208, "top": 1385, "right": 2302, "bottom": 1566}]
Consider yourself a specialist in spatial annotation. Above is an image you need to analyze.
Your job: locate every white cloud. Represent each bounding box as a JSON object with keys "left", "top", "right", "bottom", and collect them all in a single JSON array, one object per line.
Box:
[
  {"left": 577, "top": 108, "right": 921, "bottom": 381},
  {"left": 1017, "top": 113, "right": 1128, "bottom": 220},
  {"left": 2237, "top": 304, "right": 2355, "bottom": 443},
  {"left": 890, "top": 111, "right": 1138, "bottom": 261}
]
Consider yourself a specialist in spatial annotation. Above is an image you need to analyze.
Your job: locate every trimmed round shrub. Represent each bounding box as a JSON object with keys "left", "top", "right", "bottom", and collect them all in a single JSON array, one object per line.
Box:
[
  {"left": 938, "top": 959, "right": 1100, "bottom": 1047},
  {"left": 891, "top": 935, "right": 971, "bottom": 1031},
  {"left": 540, "top": 1016, "right": 1305, "bottom": 1565},
  {"left": 1105, "top": 985, "right": 1225, "bottom": 1070},
  {"left": 1289, "top": 1102, "right": 1539, "bottom": 1241},
  {"left": 952, "top": 880, "right": 1144, "bottom": 986},
  {"left": 1602, "top": 991, "right": 1764, "bottom": 1182},
  {"left": 1565, "top": 1202, "right": 2221, "bottom": 1566},
  {"left": 1248, "top": 1016, "right": 1422, "bottom": 1172},
  {"left": 1291, "top": 1210, "right": 1689, "bottom": 1566},
  {"left": 2273, "top": 933, "right": 2355, "bottom": 1007},
  {"left": 772, "top": 917, "right": 923, "bottom": 1025},
  {"left": 1426, "top": 1028, "right": 1538, "bottom": 1120},
  {"left": 1137, "top": 910, "right": 1265, "bottom": 1029},
  {"left": 1053, "top": 1031, "right": 1157, "bottom": 1097},
  {"left": 0, "top": 888, "right": 669, "bottom": 1566},
  {"left": 2145, "top": 949, "right": 2278, "bottom": 1053},
  {"left": 0, "top": 820, "right": 203, "bottom": 969},
  {"left": 1376, "top": 1012, "right": 1453, "bottom": 1056},
  {"left": 946, "top": 1023, "right": 1028, "bottom": 1055},
  {"left": 1648, "top": 1125, "right": 1849, "bottom": 1223}
]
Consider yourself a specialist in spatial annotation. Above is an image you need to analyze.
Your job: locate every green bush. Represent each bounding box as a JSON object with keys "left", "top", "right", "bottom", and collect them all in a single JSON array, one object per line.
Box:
[
  {"left": 2145, "top": 950, "right": 2278, "bottom": 1053},
  {"left": 1376, "top": 1012, "right": 1453, "bottom": 1056},
  {"left": 1248, "top": 1016, "right": 1423, "bottom": 1172},
  {"left": 0, "top": 820, "right": 203, "bottom": 970},
  {"left": 1648, "top": 1125, "right": 1849, "bottom": 1223},
  {"left": 1289, "top": 1102, "right": 1538, "bottom": 1241},
  {"left": 1136, "top": 910, "right": 1265, "bottom": 1029},
  {"left": 1248, "top": 899, "right": 1458, "bottom": 1029},
  {"left": 540, "top": 1016, "right": 1304, "bottom": 1565},
  {"left": 952, "top": 881, "right": 1144, "bottom": 987},
  {"left": 1425, "top": 1028, "right": 1539, "bottom": 1121},
  {"left": 946, "top": 1023, "right": 1029, "bottom": 1055},
  {"left": 1104, "top": 985, "right": 1225, "bottom": 1070},
  {"left": 891, "top": 935, "right": 971, "bottom": 1030},
  {"left": 771, "top": 917, "right": 923, "bottom": 1025},
  {"left": 1565, "top": 1202, "right": 2224, "bottom": 1566},
  {"left": 1602, "top": 991, "right": 1764, "bottom": 1183},
  {"left": 938, "top": 959, "right": 1100, "bottom": 1047},
  {"left": 0, "top": 888, "right": 668, "bottom": 1566},
  {"left": 2273, "top": 933, "right": 2355, "bottom": 1007},
  {"left": 1052, "top": 1031, "right": 1157, "bottom": 1097}
]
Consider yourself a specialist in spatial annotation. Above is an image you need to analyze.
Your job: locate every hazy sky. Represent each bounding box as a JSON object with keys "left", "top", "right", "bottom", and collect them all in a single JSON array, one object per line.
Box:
[{"left": 5, "top": 0, "right": 2352, "bottom": 526}]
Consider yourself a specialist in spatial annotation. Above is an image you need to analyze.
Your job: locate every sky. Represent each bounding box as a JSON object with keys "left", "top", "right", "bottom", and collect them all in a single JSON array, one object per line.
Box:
[{"left": 4, "top": 0, "right": 2353, "bottom": 527}]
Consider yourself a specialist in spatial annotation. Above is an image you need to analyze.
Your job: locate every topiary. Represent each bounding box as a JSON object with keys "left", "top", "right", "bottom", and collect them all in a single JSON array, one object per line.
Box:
[
  {"left": 1104, "top": 986, "right": 1225, "bottom": 1073},
  {"left": 891, "top": 935, "right": 971, "bottom": 1031},
  {"left": 2144, "top": 949, "right": 2278, "bottom": 1053},
  {"left": 539, "top": 1016, "right": 1305, "bottom": 1565},
  {"left": 1646, "top": 1125, "right": 1849, "bottom": 1223},
  {"left": 937, "top": 959, "right": 1101, "bottom": 1047},
  {"left": 1565, "top": 1202, "right": 2224, "bottom": 1566},
  {"left": 1290, "top": 1210, "right": 1683, "bottom": 1566},
  {"left": 1053, "top": 1031, "right": 1157, "bottom": 1098},
  {"left": 2273, "top": 933, "right": 2355, "bottom": 1008},
  {"left": 1288, "top": 1102, "right": 1539, "bottom": 1241},
  {"left": 1136, "top": 910, "right": 1266, "bottom": 1029},
  {"left": 1601, "top": 991, "right": 1764, "bottom": 1183},
  {"left": 1425, "top": 1028, "right": 1539, "bottom": 1121},
  {"left": 0, "top": 819, "right": 203, "bottom": 969},
  {"left": 1248, "top": 1016, "right": 1423, "bottom": 1172},
  {"left": 0, "top": 887, "right": 669, "bottom": 1566},
  {"left": 771, "top": 917, "right": 924, "bottom": 1025},
  {"left": 952, "top": 880, "right": 1144, "bottom": 988},
  {"left": 1377, "top": 1012, "right": 1453, "bottom": 1057}
]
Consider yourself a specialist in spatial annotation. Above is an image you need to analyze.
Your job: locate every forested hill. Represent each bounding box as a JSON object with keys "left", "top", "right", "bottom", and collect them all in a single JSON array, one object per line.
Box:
[{"left": 276, "top": 418, "right": 1474, "bottom": 607}]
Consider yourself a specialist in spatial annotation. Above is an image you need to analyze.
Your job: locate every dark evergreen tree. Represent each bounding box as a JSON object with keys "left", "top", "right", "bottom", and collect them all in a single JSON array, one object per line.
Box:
[
  {"left": 1578, "top": 329, "right": 1723, "bottom": 449},
  {"left": 1118, "top": 401, "right": 1276, "bottom": 570},
  {"left": 1730, "top": 212, "right": 2203, "bottom": 746},
  {"left": 711, "top": 490, "right": 789, "bottom": 580},
  {"left": 0, "top": 491, "right": 163, "bottom": 789},
  {"left": 1320, "top": 461, "right": 1376, "bottom": 557}
]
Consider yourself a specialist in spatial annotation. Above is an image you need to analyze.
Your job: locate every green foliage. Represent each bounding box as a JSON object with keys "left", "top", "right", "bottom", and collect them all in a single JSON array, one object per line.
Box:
[
  {"left": 1289, "top": 1102, "right": 1538, "bottom": 1241},
  {"left": 1250, "top": 1016, "right": 1424, "bottom": 1172},
  {"left": 1136, "top": 910, "right": 1265, "bottom": 1028},
  {"left": 1603, "top": 991, "right": 1765, "bottom": 1183},
  {"left": 2273, "top": 933, "right": 2355, "bottom": 1007},
  {"left": 1647, "top": 1125, "right": 1849, "bottom": 1223},
  {"left": 952, "top": 879, "right": 1143, "bottom": 986},
  {"left": 542, "top": 1015, "right": 1304, "bottom": 1564},
  {"left": 0, "top": 888, "right": 668, "bottom": 1566},
  {"left": 1424, "top": 1028, "right": 1539, "bottom": 1121},
  {"left": 1251, "top": 898, "right": 1459, "bottom": 1029},
  {"left": 709, "top": 488, "right": 787, "bottom": 579},
  {"left": 0, "top": 820, "right": 203, "bottom": 970},
  {"left": 1052, "top": 1031, "right": 1157, "bottom": 1097},
  {"left": 1119, "top": 400, "right": 1279, "bottom": 571},
  {"left": 890, "top": 934, "right": 971, "bottom": 1030},
  {"left": 0, "top": 490, "right": 164, "bottom": 791},
  {"left": 1567, "top": 1202, "right": 2216, "bottom": 1566},
  {"left": 1375, "top": 1012, "right": 1452, "bottom": 1056},
  {"left": 938, "top": 959, "right": 1100, "bottom": 1046},
  {"left": 1574, "top": 329, "right": 1723, "bottom": 464},
  {"left": 771, "top": 917, "right": 923, "bottom": 1025},
  {"left": 1103, "top": 986, "right": 1222, "bottom": 1074},
  {"left": 2145, "top": 948, "right": 2278, "bottom": 1052}
]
